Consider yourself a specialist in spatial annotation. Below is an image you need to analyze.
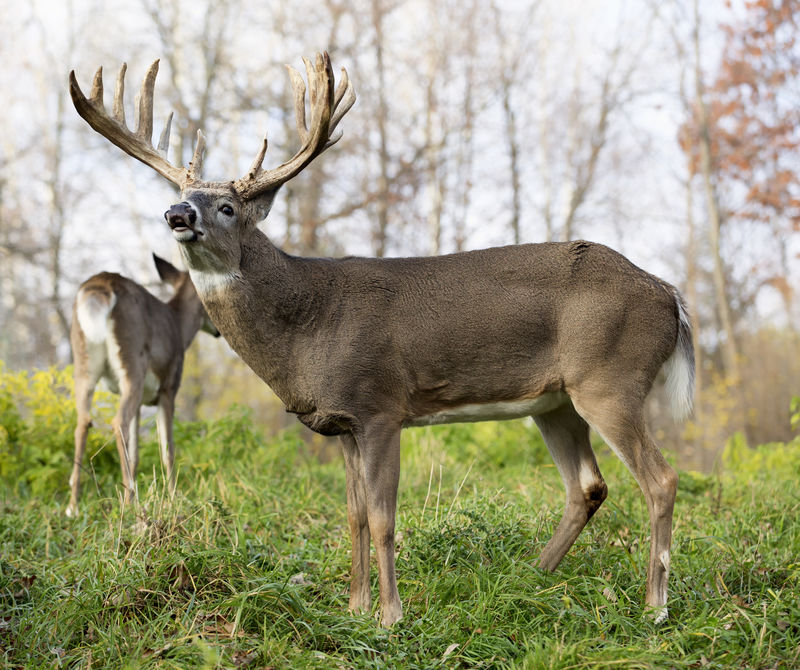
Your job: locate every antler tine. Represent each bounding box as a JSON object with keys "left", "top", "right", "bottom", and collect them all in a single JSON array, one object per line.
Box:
[
  {"left": 187, "top": 130, "right": 206, "bottom": 182},
  {"left": 89, "top": 67, "right": 104, "bottom": 106},
  {"left": 234, "top": 52, "right": 355, "bottom": 201},
  {"left": 246, "top": 135, "right": 269, "bottom": 179},
  {"left": 287, "top": 64, "right": 309, "bottom": 145},
  {"left": 304, "top": 56, "right": 317, "bottom": 106},
  {"left": 113, "top": 64, "right": 126, "bottom": 124},
  {"left": 69, "top": 60, "right": 189, "bottom": 189},
  {"left": 309, "top": 53, "right": 334, "bottom": 128},
  {"left": 157, "top": 111, "right": 174, "bottom": 157},
  {"left": 333, "top": 67, "right": 349, "bottom": 107},
  {"left": 136, "top": 60, "right": 159, "bottom": 142},
  {"left": 328, "top": 67, "right": 356, "bottom": 141}
]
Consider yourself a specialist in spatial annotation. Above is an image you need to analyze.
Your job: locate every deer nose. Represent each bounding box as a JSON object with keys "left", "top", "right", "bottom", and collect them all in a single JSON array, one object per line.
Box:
[{"left": 164, "top": 202, "right": 197, "bottom": 229}]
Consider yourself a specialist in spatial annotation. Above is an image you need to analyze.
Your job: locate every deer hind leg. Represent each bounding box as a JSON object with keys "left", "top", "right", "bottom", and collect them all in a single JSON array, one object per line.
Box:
[
  {"left": 67, "top": 373, "right": 98, "bottom": 518},
  {"left": 156, "top": 393, "right": 177, "bottom": 497},
  {"left": 534, "top": 402, "right": 608, "bottom": 571},
  {"left": 113, "top": 379, "right": 144, "bottom": 506},
  {"left": 340, "top": 432, "right": 371, "bottom": 614},
  {"left": 127, "top": 409, "right": 140, "bottom": 483},
  {"left": 355, "top": 418, "right": 402, "bottom": 627},
  {"left": 571, "top": 389, "right": 678, "bottom": 623}
]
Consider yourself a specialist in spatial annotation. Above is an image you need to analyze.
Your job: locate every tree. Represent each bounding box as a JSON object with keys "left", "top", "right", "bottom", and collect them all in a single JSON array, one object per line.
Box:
[
  {"left": 711, "top": 0, "right": 800, "bottom": 329},
  {"left": 680, "top": 0, "right": 800, "bottom": 333},
  {"left": 678, "top": 0, "right": 743, "bottom": 390}
]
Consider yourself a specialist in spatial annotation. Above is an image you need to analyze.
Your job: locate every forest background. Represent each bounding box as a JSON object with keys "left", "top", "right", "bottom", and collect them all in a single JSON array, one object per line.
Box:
[{"left": 2, "top": 0, "right": 800, "bottom": 471}]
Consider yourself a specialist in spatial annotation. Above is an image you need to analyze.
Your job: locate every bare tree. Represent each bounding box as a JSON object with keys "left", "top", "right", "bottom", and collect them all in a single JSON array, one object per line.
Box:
[
  {"left": 0, "top": 2, "right": 85, "bottom": 364},
  {"left": 689, "top": 0, "right": 740, "bottom": 388},
  {"left": 489, "top": 1, "right": 536, "bottom": 244},
  {"left": 369, "top": 0, "right": 393, "bottom": 257},
  {"left": 451, "top": 0, "right": 480, "bottom": 252}
]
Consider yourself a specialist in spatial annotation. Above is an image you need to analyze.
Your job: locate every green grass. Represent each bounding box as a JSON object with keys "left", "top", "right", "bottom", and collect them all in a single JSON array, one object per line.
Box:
[{"left": 1, "top": 405, "right": 799, "bottom": 668}]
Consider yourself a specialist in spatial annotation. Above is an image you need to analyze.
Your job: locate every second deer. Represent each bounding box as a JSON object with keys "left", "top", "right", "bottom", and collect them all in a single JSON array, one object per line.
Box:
[{"left": 66, "top": 254, "right": 219, "bottom": 518}]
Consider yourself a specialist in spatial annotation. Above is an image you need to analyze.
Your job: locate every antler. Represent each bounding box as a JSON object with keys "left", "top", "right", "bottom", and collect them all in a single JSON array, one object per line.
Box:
[
  {"left": 69, "top": 60, "right": 204, "bottom": 189},
  {"left": 70, "top": 53, "right": 355, "bottom": 197},
  {"left": 233, "top": 52, "right": 356, "bottom": 200}
]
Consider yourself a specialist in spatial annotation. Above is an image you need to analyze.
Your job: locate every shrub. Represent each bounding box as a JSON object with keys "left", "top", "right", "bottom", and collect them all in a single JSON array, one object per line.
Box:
[{"left": 0, "top": 362, "right": 118, "bottom": 497}]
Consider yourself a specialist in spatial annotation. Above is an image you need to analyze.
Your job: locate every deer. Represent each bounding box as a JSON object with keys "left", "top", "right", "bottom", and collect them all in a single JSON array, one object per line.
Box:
[
  {"left": 66, "top": 253, "right": 219, "bottom": 519},
  {"left": 69, "top": 53, "right": 694, "bottom": 626}
]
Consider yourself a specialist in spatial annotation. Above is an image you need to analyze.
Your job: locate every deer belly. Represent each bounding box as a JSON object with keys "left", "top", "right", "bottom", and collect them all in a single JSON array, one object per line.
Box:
[
  {"left": 141, "top": 370, "right": 160, "bottom": 405},
  {"left": 406, "top": 392, "right": 569, "bottom": 427},
  {"left": 98, "top": 368, "right": 160, "bottom": 404}
]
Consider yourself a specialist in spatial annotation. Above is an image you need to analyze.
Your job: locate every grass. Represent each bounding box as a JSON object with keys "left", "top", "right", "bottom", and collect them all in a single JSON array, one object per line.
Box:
[{"left": 1, "top": 407, "right": 799, "bottom": 668}]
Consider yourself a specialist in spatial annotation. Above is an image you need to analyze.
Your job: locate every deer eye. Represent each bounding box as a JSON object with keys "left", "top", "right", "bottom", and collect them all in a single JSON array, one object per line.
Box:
[{"left": 219, "top": 204, "right": 234, "bottom": 216}]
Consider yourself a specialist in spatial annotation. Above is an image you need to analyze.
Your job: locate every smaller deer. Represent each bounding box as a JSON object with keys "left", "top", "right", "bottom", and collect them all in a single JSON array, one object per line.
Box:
[{"left": 66, "top": 254, "right": 219, "bottom": 517}]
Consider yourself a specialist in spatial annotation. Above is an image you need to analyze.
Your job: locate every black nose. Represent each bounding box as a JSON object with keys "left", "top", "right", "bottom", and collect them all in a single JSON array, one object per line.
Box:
[{"left": 164, "top": 202, "right": 197, "bottom": 229}]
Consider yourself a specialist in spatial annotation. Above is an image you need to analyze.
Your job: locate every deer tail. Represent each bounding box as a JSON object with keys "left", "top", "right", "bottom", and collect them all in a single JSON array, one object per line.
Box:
[{"left": 662, "top": 289, "right": 695, "bottom": 421}]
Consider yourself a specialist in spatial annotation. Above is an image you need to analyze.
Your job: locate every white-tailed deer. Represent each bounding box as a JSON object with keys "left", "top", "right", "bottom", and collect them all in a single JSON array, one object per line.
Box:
[
  {"left": 66, "top": 254, "right": 219, "bottom": 518},
  {"left": 70, "top": 54, "right": 694, "bottom": 625}
]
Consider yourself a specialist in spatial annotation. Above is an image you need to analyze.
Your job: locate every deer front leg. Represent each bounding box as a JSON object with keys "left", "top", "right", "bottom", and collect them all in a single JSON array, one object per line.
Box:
[
  {"left": 340, "top": 432, "right": 371, "bottom": 614},
  {"left": 356, "top": 418, "right": 402, "bottom": 627},
  {"left": 156, "top": 393, "right": 177, "bottom": 496}
]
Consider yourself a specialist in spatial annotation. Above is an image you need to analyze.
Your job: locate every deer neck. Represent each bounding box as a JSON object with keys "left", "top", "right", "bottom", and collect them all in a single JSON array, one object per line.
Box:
[
  {"left": 185, "top": 228, "right": 330, "bottom": 405},
  {"left": 167, "top": 288, "right": 202, "bottom": 351}
]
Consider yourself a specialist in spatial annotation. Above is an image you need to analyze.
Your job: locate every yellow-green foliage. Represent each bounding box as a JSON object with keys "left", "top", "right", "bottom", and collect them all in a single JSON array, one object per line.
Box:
[
  {"left": 0, "top": 361, "right": 117, "bottom": 496},
  {"left": 3, "top": 358, "right": 800, "bottom": 499},
  {"left": 720, "top": 395, "right": 800, "bottom": 481}
]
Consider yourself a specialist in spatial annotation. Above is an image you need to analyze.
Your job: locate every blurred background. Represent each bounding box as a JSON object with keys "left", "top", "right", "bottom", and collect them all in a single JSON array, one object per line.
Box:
[{"left": 1, "top": 0, "right": 799, "bottom": 471}]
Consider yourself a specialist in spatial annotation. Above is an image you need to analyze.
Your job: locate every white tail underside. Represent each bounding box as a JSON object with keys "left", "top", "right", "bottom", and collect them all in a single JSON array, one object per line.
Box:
[
  {"left": 76, "top": 290, "right": 117, "bottom": 343},
  {"left": 662, "top": 297, "right": 695, "bottom": 421}
]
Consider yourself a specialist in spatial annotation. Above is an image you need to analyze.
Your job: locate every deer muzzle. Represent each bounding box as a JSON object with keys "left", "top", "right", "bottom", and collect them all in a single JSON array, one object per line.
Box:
[{"left": 165, "top": 202, "right": 199, "bottom": 242}]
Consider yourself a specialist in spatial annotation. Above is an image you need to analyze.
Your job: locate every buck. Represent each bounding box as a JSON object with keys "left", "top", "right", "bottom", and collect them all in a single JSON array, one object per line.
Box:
[
  {"left": 66, "top": 253, "right": 219, "bottom": 518},
  {"left": 69, "top": 54, "right": 694, "bottom": 625}
]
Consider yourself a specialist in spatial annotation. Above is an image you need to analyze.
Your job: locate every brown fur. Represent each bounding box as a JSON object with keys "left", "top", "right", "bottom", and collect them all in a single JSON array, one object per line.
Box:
[
  {"left": 166, "top": 183, "right": 694, "bottom": 627},
  {"left": 66, "top": 255, "right": 218, "bottom": 517}
]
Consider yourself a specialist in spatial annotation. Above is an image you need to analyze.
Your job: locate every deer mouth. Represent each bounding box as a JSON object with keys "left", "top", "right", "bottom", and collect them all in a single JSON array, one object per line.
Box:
[
  {"left": 172, "top": 226, "right": 199, "bottom": 243},
  {"left": 165, "top": 203, "right": 201, "bottom": 243}
]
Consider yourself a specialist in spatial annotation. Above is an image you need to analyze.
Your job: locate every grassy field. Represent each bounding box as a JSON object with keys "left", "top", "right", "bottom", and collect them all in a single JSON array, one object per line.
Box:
[{"left": 1, "top": 368, "right": 799, "bottom": 668}]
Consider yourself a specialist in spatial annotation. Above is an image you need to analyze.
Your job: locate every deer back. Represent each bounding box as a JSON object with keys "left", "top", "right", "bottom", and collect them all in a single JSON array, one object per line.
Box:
[{"left": 71, "top": 272, "right": 187, "bottom": 404}]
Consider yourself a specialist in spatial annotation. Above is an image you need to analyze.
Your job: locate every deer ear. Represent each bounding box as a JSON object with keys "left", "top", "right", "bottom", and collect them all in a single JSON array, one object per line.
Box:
[
  {"left": 152, "top": 253, "right": 183, "bottom": 287},
  {"left": 249, "top": 188, "right": 280, "bottom": 223}
]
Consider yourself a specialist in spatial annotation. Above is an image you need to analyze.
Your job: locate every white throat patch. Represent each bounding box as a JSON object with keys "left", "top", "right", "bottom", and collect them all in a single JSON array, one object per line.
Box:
[{"left": 188, "top": 267, "right": 242, "bottom": 296}]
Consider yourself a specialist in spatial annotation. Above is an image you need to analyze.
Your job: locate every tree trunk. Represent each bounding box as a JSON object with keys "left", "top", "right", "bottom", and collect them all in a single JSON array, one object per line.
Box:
[
  {"left": 692, "top": 0, "right": 740, "bottom": 388},
  {"left": 371, "top": 0, "right": 391, "bottom": 257},
  {"left": 424, "top": 57, "right": 444, "bottom": 255},
  {"left": 684, "top": 171, "right": 707, "bottom": 467}
]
